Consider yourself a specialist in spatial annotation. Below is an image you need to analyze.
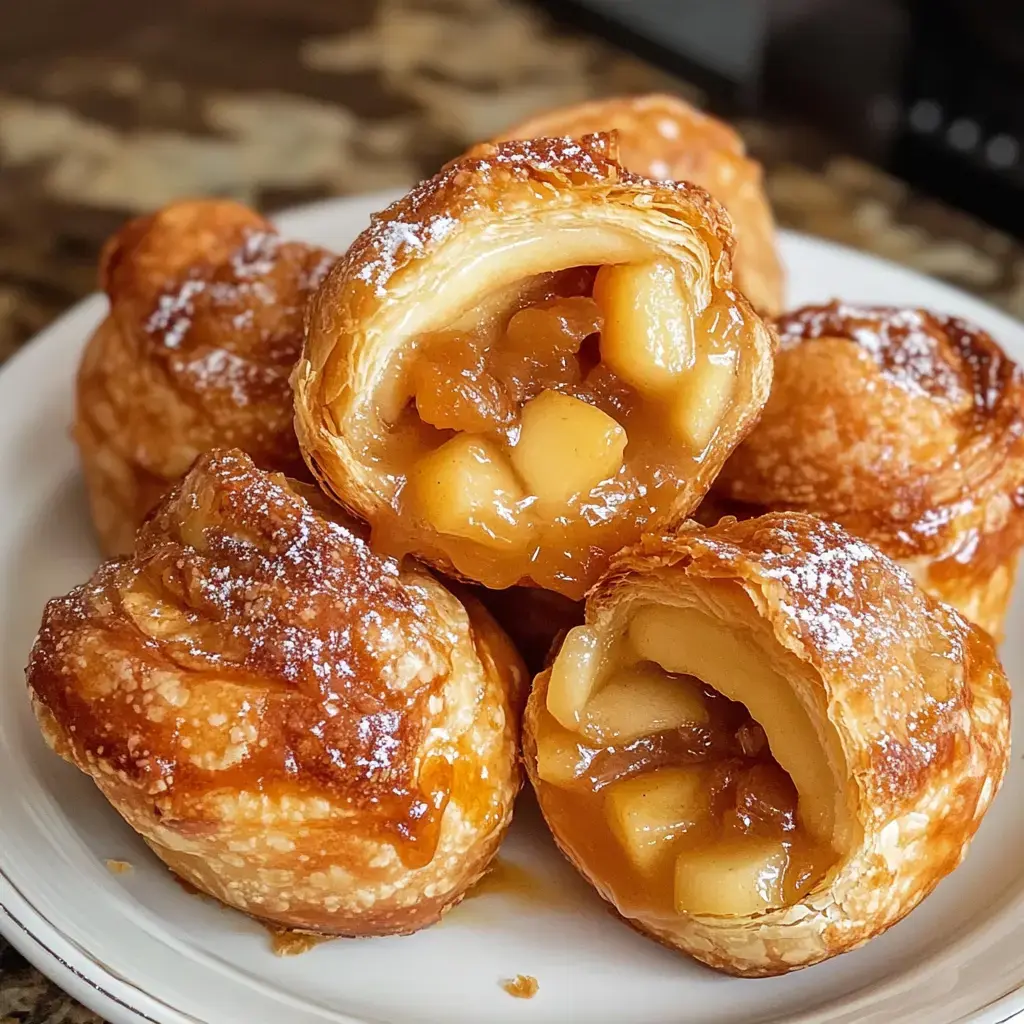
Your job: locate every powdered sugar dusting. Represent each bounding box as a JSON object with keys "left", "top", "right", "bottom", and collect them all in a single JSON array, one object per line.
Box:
[
  {"left": 180, "top": 348, "right": 276, "bottom": 406},
  {"left": 138, "top": 227, "right": 333, "bottom": 413},
  {"left": 777, "top": 302, "right": 966, "bottom": 403},
  {"left": 345, "top": 135, "right": 616, "bottom": 299},
  {"left": 145, "top": 278, "right": 206, "bottom": 349},
  {"left": 758, "top": 517, "right": 915, "bottom": 659},
  {"left": 27, "top": 450, "right": 464, "bottom": 825}
]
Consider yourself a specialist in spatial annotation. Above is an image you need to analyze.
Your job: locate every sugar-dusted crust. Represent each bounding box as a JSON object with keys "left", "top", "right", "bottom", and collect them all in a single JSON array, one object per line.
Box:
[
  {"left": 27, "top": 449, "right": 525, "bottom": 937},
  {"left": 492, "top": 94, "right": 783, "bottom": 316},
  {"left": 523, "top": 511, "right": 1011, "bottom": 976},
  {"left": 294, "top": 133, "right": 775, "bottom": 595},
  {"left": 75, "top": 199, "right": 337, "bottom": 555},
  {"left": 715, "top": 302, "right": 1024, "bottom": 638}
]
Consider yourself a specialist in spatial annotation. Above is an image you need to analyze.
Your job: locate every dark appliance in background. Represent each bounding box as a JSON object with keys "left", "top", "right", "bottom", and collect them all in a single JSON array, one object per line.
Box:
[{"left": 536, "top": 0, "right": 1024, "bottom": 237}]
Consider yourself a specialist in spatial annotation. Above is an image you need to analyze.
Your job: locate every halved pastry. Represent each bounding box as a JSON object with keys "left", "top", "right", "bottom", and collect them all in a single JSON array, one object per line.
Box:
[
  {"left": 293, "top": 134, "right": 775, "bottom": 600},
  {"left": 524, "top": 511, "right": 1010, "bottom": 976},
  {"left": 27, "top": 449, "right": 525, "bottom": 937},
  {"left": 715, "top": 302, "right": 1024, "bottom": 639},
  {"left": 76, "top": 199, "right": 336, "bottom": 555},
  {"left": 493, "top": 94, "right": 784, "bottom": 316}
]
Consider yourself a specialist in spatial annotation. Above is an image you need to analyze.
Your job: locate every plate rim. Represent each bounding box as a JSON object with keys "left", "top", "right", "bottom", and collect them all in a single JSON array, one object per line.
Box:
[{"left": 0, "top": 195, "right": 1022, "bottom": 1024}]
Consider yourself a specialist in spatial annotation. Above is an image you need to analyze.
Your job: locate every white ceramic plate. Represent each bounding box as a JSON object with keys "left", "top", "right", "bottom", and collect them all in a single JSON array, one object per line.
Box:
[{"left": 0, "top": 193, "right": 1021, "bottom": 1024}]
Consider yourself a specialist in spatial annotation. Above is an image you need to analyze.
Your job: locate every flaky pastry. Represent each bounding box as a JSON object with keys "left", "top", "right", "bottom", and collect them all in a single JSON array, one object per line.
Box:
[
  {"left": 294, "top": 134, "right": 774, "bottom": 600},
  {"left": 524, "top": 512, "right": 1010, "bottom": 976},
  {"left": 715, "top": 303, "right": 1024, "bottom": 638},
  {"left": 27, "top": 449, "right": 525, "bottom": 937},
  {"left": 493, "top": 94, "right": 784, "bottom": 316},
  {"left": 75, "top": 199, "right": 336, "bottom": 555}
]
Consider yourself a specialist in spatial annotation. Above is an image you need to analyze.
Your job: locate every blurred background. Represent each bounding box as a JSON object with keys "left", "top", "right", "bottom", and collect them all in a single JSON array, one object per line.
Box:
[
  {"left": 0, "top": 0, "right": 1023, "bottom": 372},
  {"left": 0, "top": 0, "right": 1021, "bottom": 1017}
]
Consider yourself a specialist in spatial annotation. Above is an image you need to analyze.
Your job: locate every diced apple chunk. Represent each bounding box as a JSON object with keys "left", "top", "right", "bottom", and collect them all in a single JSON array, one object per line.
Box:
[
  {"left": 577, "top": 661, "right": 709, "bottom": 746},
  {"left": 511, "top": 391, "right": 627, "bottom": 508},
  {"left": 674, "top": 839, "right": 789, "bottom": 917},
  {"left": 628, "top": 603, "right": 840, "bottom": 846},
  {"left": 593, "top": 260, "right": 694, "bottom": 395},
  {"left": 605, "top": 767, "right": 710, "bottom": 872},
  {"left": 547, "top": 626, "right": 606, "bottom": 731},
  {"left": 671, "top": 352, "right": 736, "bottom": 450},
  {"left": 408, "top": 434, "right": 529, "bottom": 549},
  {"left": 534, "top": 717, "right": 593, "bottom": 788}
]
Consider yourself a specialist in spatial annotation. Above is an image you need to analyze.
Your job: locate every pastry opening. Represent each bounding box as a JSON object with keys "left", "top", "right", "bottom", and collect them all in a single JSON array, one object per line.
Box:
[
  {"left": 533, "top": 608, "right": 840, "bottom": 921},
  {"left": 371, "top": 261, "right": 746, "bottom": 596}
]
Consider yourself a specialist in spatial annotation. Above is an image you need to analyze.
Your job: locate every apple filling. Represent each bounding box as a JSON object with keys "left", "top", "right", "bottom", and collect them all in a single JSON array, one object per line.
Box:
[
  {"left": 532, "top": 612, "right": 838, "bottom": 921},
  {"left": 373, "top": 261, "right": 744, "bottom": 597}
]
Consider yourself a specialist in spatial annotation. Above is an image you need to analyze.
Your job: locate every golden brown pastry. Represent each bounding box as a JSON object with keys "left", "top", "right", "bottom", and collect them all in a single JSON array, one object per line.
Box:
[
  {"left": 76, "top": 199, "right": 336, "bottom": 555},
  {"left": 524, "top": 511, "right": 1010, "bottom": 976},
  {"left": 27, "top": 449, "right": 525, "bottom": 937},
  {"left": 294, "top": 134, "right": 775, "bottom": 600},
  {"left": 715, "top": 302, "right": 1024, "bottom": 639},
  {"left": 493, "top": 94, "right": 784, "bottom": 316}
]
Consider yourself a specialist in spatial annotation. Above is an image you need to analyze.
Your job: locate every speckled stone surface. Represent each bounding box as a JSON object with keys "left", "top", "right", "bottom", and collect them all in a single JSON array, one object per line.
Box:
[{"left": 0, "top": 0, "right": 1022, "bottom": 1020}]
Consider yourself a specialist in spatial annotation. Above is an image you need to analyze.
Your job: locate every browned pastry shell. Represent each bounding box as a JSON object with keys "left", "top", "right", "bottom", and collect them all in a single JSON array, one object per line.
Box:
[
  {"left": 293, "top": 133, "right": 775, "bottom": 598},
  {"left": 523, "top": 511, "right": 1011, "bottom": 975},
  {"left": 493, "top": 94, "right": 784, "bottom": 316},
  {"left": 27, "top": 449, "right": 525, "bottom": 937},
  {"left": 75, "top": 199, "right": 336, "bottom": 555},
  {"left": 715, "top": 302, "right": 1024, "bottom": 638}
]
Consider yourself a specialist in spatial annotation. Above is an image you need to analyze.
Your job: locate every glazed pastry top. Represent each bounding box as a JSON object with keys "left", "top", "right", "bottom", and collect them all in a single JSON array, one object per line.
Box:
[
  {"left": 27, "top": 450, "right": 485, "bottom": 860},
  {"left": 719, "top": 302, "right": 1024, "bottom": 559},
  {"left": 98, "top": 199, "right": 336, "bottom": 480}
]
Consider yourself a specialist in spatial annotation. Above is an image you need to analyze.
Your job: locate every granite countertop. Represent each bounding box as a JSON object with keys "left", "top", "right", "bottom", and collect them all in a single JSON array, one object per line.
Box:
[{"left": 1, "top": 0, "right": 1022, "bottom": 1020}]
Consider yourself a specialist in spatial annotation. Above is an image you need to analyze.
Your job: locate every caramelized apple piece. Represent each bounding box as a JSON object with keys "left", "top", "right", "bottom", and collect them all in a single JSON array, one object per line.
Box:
[
  {"left": 505, "top": 297, "right": 602, "bottom": 357},
  {"left": 730, "top": 762, "right": 798, "bottom": 836},
  {"left": 414, "top": 334, "right": 514, "bottom": 433},
  {"left": 628, "top": 604, "right": 838, "bottom": 845},
  {"left": 409, "top": 434, "right": 530, "bottom": 549},
  {"left": 577, "top": 661, "right": 709, "bottom": 746},
  {"left": 671, "top": 353, "right": 735, "bottom": 450},
  {"left": 511, "top": 390, "right": 627, "bottom": 508},
  {"left": 593, "top": 260, "right": 693, "bottom": 394},
  {"left": 674, "top": 839, "right": 789, "bottom": 916},
  {"left": 605, "top": 767, "right": 710, "bottom": 872},
  {"left": 547, "top": 626, "right": 606, "bottom": 730},
  {"left": 535, "top": 719, "right": 595, "bottom": 788}
]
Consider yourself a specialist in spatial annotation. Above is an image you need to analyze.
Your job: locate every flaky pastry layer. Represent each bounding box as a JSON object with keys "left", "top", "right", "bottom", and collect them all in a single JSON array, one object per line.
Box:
[
  {"left": 715, "top": 303, "right": 1024, "bottom": 638},
  {"left": 523, "top": 512, "right": 1010, "bottom": 975},
  {"left": 492, "top": 94, "right": 783, "bottom": 316},
  {"left": 75, "top": 199, "right": 336, "bottom": 555},
  {"left": 27, "top": 450, "right": 525, "bottom": 937}
]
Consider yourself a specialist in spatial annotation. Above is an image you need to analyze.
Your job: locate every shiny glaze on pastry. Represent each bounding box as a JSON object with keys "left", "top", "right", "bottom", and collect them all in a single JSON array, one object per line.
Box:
[
  {"left": 75, "top": 199, "right": 336, "bottom": 555},
  {"left": 27, "top": 450, "right": 525, "bottom": 937},
  {"left": 293, "top": 134, "right": 774, "bottom": 600},
  {"left": 715, "top": 302, "right": 1024, "bottom": 638},
  {"left": 493, "top": 94, "right": 783, "bottom": 316},
  {"left": 523, "top": 512, "right": 1010, "bottom": 976}
]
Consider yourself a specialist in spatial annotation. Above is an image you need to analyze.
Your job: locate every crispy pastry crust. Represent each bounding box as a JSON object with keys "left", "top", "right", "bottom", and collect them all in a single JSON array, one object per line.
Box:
[
  {"left": 493, "top": 94, "right": 783, "bottom": 316},
  {"left": 27, "top": 450, "right": 525, "bottom": 937},
  {"left": 715, "top": 303, "right": 1024, "bottom": 638},
  {"left": 75, "top": 199, "right": 336, "bottom": 556},
  {"left": 523, "top": 512, "right": 1011, "bottom": 976},
  {"left": 293, "top": 134, "right": 775, "bottom": 591}
]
